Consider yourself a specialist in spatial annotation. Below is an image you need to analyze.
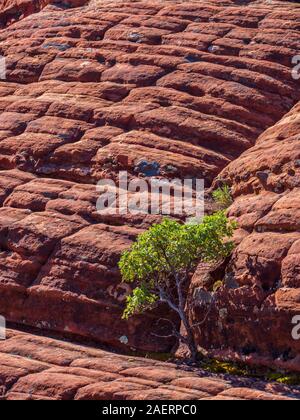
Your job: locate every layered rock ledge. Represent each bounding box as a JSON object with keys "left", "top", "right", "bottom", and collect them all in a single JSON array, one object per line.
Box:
[
  {"left": 190, "top": 101, "right": 300, "bottom": 373},
  {"left": 0, "top": 328, "right": 299, "bottom": 400},
  {"left": 0, "top": 0, "right": 300, "bottom": 369}
]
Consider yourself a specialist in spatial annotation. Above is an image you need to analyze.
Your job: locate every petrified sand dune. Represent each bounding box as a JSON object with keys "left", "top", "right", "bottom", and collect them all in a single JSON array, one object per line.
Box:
[
  {"left": 0, "top": 328, "right": 299, "bottom": 400},
  {"left": 0, "top": 0, "right": 300, "bottom": 390}
]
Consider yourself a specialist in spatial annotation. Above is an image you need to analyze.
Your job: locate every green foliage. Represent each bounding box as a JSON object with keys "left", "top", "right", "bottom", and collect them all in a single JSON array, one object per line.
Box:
[
  {"left": 212, "top": 280, "right": 224, "bottom": 292},
  {"left": 202, "top": 359, "right": 300, "bottom": 386},
  {"left": 120, "top": 211, "right": 236, "bottom": 319},
  {"left": 212, "top": 185, "right": 233, "bottom": 209},
  {"left": 123, "top": 285, "right": 158, "bottom": 320},
  {"left": 203, "top": 359, "right": 249, "bottom": 376},
  {"left": 266, "top": 372, "right": 300, "bottom": 386}
]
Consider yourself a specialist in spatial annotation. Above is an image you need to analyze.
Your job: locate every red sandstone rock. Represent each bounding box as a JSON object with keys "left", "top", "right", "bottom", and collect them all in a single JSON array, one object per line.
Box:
[
  {"left": 0, "top": 329, "right": 298, "bottom": 400},
  {"left": 189, "top": 103, "right": 300, "bottom": 373},
  {"left": 0, "top": 0, "right": 300, "bottom": 379},
  {"left": 0, "top": 1, "right": 88, "bottom": 29}
]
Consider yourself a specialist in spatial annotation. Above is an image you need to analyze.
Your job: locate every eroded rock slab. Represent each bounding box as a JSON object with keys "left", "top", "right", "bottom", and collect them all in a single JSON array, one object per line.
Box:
[
  {"left": 0, "top": 329, "right": 299, "bottom": 400},
  {"left": 0, "top": 0, "right": 300, "bottom": 356}
]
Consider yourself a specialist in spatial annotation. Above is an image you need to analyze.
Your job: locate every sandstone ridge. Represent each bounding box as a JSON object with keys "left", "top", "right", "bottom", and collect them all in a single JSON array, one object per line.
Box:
[{"left": 0, "top": 0, "right": 299, "bottom": 374}]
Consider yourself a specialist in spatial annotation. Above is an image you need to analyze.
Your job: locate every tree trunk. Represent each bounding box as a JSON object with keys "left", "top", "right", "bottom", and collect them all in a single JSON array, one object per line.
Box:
[
  {"left": 179, "top": 308, "right": 198, "bottom": 362},
  {"left": 175, "top": 274, "right": 198, "bottom": 362}
]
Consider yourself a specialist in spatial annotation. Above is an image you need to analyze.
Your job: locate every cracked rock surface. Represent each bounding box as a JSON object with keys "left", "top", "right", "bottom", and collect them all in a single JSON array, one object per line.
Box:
[
  {"left": 0, "top": 328, "right": 299, "bottom": 400},
  {"left": 0, "top": 0, "right": 300, "bottom": 395},
  {"left": 189, "top": 101, "right": 300, "bottom": 373}
]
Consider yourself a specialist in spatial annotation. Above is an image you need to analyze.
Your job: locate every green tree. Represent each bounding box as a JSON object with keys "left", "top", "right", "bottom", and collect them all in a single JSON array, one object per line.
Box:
[{"left": 119, "top": 211, "right": 236, "bottom": 361}]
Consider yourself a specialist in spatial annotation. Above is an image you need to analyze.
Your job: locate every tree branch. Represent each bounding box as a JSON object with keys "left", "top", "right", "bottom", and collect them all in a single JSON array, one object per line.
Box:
[
  {"left": 191, "top": 294, "right": 216, "bottom": 328},
  {"left": 158, "top": 285, "right": 181, "bottom": 316},
  {"left": 151, "top": 318, "right": 188, "bottom": 344}
]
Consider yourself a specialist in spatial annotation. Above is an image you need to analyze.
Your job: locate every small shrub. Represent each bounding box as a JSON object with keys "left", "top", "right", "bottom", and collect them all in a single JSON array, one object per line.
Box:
[
  {"left": 203, "top": 359, "right": 300, "bottom": 386},
  {"left": 212, "top": 185, "right": 233, "bottom": 209},
  {"left": 212, "top": 280, "right": 224, "bottom": 292}
]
